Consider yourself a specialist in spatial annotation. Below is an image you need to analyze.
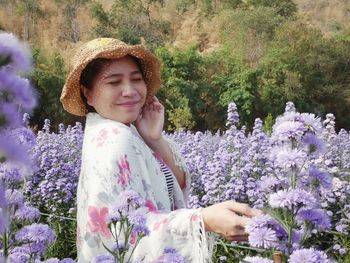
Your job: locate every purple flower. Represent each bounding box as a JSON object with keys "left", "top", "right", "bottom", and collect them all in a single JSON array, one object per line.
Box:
[
  {"left": 0, "top": 69, "right": 36, "bottom": 111},
  {"left": 0, "top": 207, "right": 8, "bottom": 234},
  {"left": 297, "top": 209, "right": 331, "bottom": 230},
  {"left": 15, "top": 223, "right": 56, "bottom": 254},
  {"left": 243, "top": 256, "right": 273, "bottom": 263},
  {"left": 122, "top": 190, "right": 145, "bottom": 207},
  {"left": 272, "top": 120, "right": 306, "bottom": 142},
  {"left": 226, "top": 102, "right": 239, "bottom": 127},
  {"left": 42, "top": 258, "right": 60, "bottom": 263},
  {"left": 308, "top": 166, "right": 332, "bottom": 190},
  {"left": 269, "top": 146, "right": 306, "bottom": 168},
  {"left": 219, "top": 256, "right": 227, "bottom": 261},
  {"left": 288, "top": 248, "right": 331, "bottom": 263},
  {"left": 155, "top": 247, "right": 186, "bottom": 263},
  {"left": 0, "top": 32, "right": 32, "bottom": 72},
  {"left": 0, "top": 164, "right": 24, "bottom": 185},
  {"left": 269, "top": 189, "right": 317, "bottom": 210},
  {"left": 7, "top": 251, "right": 30, "bottom": 263},
  {"left": 0, "top": 183, "right": 6, "bottom": 207},
  {"left": 285, "top": 102, "right": 296, "bottom": 112},
  {"left": 128, "top": 209, "right": 146, "bottom": 226},
  {"left": 59, "top": 259, "right": 76, "bottom": 263},
  {"left": 302, "top": 133, "right": 325, "bottom": 155},
  {"left": 5, "top": 189, "right": 24, "bottom": 207},
  {"left": 248, "top": 226, "right": 278, "bottom": 248},
  {"left": 0, "top": 134, "right": 30, "bottom": 164},
  {"left": 14, "top": 204, "right": 40, "bottom": 222},
  {"left": 91, "top": 254, "right": 115, "bottom": 263}
]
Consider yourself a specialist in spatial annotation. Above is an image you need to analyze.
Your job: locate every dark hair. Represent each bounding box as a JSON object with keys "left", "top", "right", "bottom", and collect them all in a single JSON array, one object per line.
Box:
[{"left": 79, "top": 56, "right": 144, "bottom": 113}]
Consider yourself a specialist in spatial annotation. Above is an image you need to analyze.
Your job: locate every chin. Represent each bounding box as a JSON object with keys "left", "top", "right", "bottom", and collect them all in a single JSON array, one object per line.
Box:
[{"left": 115, "top": 115, "right": 138, "bottom": 125}]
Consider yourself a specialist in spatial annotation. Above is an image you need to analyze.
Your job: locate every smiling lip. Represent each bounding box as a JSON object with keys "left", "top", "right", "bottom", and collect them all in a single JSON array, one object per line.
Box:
[{"left": 116, "top": 101, "right": 140, "bottom": 107}]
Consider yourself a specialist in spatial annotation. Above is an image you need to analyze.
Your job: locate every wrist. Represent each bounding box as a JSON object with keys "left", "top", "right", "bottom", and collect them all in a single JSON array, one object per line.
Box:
[
  {"left": 201, "top": 207, "right": 212, "bottom": 232},
  {"left": 144, "top": 134, "right": 165, "bottom": 149}
]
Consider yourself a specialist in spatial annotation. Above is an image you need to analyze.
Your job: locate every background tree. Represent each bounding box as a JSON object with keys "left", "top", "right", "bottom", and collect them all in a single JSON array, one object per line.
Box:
[
  {"left": 30, "top": 48, "right": 81, "bottom": 131},
  {"left": 89, "top": 0, "right": 171, "bottom": 48},
  {"left": 257, "top": 21, "right": 350, "bottom": 129},
  {"left": 0, "top": 0, "right": 43, "bottom": 41},
  {"left": 54, "top": 0, "right": 91, "bottom": 43}
]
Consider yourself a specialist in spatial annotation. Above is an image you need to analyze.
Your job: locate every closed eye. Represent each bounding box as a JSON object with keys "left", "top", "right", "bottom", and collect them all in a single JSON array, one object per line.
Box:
[{"left": 107, "top": 80, "right": 122, "bottom": 85}]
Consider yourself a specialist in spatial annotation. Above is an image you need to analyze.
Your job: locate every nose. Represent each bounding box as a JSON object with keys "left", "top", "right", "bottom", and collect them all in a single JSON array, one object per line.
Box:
[{"left": 121, "top": 80, "right": 137, "bottom": 97}]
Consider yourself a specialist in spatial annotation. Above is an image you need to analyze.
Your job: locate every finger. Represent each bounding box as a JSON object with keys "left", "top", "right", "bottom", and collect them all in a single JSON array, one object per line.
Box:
[
  {"left": 229, "top": 215, "right": 252, "bottom": 232},
  {"left": 228, "top": 201, "right": 262, "bottom": 218},
  {"left": 228, "top": 234, "right": 249, "bottom": 242}
]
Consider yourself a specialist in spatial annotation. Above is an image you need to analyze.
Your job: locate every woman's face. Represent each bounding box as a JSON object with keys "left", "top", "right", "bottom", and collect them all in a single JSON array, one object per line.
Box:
[{"left": 82, "top": 56, "right": 147, "bottom": 124}]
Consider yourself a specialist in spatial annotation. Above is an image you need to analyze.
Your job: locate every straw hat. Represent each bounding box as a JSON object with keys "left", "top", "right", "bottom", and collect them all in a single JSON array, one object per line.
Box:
[{"left": 60, "top": 38, "right": 161, "bottom": 116}]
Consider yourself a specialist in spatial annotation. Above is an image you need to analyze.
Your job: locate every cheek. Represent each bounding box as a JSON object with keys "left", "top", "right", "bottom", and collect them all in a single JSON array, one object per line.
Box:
[{"left": 139, "top": 83, "right": 147, "bottom": 98}]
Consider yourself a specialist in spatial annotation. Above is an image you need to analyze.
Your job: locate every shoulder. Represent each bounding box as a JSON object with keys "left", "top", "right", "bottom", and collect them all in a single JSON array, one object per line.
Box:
[{"left": 84, "top": 113, "right": 146, "bottom": 154}]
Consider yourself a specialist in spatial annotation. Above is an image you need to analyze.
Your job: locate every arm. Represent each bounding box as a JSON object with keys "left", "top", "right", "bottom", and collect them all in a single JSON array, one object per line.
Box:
[
  {"left": 143, "top": 136, "right": 186, "bottom": 189},
  {"left": 135, "top": 97, "right": 185, "bottom": 189}
]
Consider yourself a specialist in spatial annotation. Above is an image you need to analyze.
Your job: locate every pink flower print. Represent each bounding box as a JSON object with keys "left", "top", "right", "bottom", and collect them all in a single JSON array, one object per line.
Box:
[
  {"left": 129, "top": 231, "right": 137, "bottom": 245},
  {"left": 117, "top": 155, "right": 131, "bottom": 187},
  {"left": 145, "top": 200, "right": 158, "bottom": 213},
  {"left": 112, "top": 128, "right": 120, "bottom": 134},
  {"left": 153, "top": 218, "right": 169, "bottom": 231},
  {"left": 190, "top": 214, "right": 200, "bottom": 222},
  {"left": 96, "top": 128, "right": 109, "bottom": 147},
  {"left": 87, "top": 206, "right": 112, "bottom": 238}
]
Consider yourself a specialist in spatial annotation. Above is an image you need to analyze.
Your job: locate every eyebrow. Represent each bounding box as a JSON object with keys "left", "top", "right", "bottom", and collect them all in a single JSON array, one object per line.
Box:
[{"left": 103, "top": 70, "right": 142, "bottom": 80}]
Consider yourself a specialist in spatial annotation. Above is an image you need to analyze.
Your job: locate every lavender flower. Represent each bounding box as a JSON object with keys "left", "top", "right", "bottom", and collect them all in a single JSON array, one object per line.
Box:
[
  {"left": 0, "top": 33, "right": 32, "bottom": 72},
  {"left": 14, "top": 204, "right": 40, "bottom": 222},
  {"left": 269, "top": 189, "right": 317, "bottom": 210},
  {"left": 302, "top": 133, "right": 325, "bottom": 155},
  {"left": 5, "top": 189, "right": 24, "bottom": 207},
  {"left": 297, "top": 209, "right": 331, "bottom": 231},
  {"left": 155, "top": 247, "right": 186, "bottom": 263},
  {"left": 91, "top": 254, "right": 115, "bottom": 263},
  {"left": 308, "top": 166, "right": 332, "bottom": 190},
  {"left": 248, "top": 226, "right": 278, "bottom": 248},
  {"left": 243, "top": 256, "right": 273, "bottom": 263},
  {"left": 15, "top": 223, "right": 56, "bottom": 254},
  {"left": 288, "top": 248, "right": 331, "bottom": 263}
]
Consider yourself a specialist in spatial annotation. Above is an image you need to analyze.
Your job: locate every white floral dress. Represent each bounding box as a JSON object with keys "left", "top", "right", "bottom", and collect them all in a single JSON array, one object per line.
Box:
[{"left": 76, "top": 113, "right": 213, "bottom": 262}]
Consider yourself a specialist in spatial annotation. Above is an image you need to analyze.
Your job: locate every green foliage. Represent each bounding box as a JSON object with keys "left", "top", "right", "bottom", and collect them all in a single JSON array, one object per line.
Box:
[
  {"left": 257, "top": 21, "right": 350, "bottom": 129},
  {"left": 89, "top": 0, "right": 171, "bottom": 48},
  {"left": 218, "top": 67, "right": 260, "bottom": 128},
  {"left": 44, "top": 218, "right": 77, "bottom": 260},
  {"left": 175, "top": 0, "right": 194, "bottom": 14},
  {"left": 200, "top": 0, "right": 213, "bottom": 16},
  {"left": 156, "top": 45, "right": 228, "bottom": 131},
  {"left": 30, "top": 48, "right": 77, "bottom": 130},
  {"left": 219, "top": 7, "right": 283, "bottom": 66},
  {"left": 263, "top": 113, "right": 274, "bottom": 134},
  {"left": 246, "top": 0, "right": 297, "bottom": 18}
]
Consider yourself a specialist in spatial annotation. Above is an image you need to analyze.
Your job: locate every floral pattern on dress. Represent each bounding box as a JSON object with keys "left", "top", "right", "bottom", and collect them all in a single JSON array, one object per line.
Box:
[
  {"left": 117, "top": 154, "right": 131, "bottom": 187},
  {"left": 87, "top": 206, "right": 112, "bottom": 239},
  {"left": 76, "top": 113, "right": 213, "bottom": 263}
]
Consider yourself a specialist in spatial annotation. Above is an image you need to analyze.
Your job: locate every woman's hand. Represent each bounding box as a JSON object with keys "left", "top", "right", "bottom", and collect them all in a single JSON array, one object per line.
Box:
[
  {"left": 201, "top": 201, "right": 262, "bottom": 241},
  {"left": 135, "top": 96, "right": 164, "bottom": 143}
]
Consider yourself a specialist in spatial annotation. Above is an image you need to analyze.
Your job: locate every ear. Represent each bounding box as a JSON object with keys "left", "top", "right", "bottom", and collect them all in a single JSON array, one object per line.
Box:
[{"left": 81, "top": 85, "right": 93, "bottom": 106}]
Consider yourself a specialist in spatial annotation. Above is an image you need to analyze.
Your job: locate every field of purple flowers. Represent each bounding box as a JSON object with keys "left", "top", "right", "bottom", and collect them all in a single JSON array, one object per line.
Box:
[{"left": 1, "top": 33, "right": 349, "bottom": 262}]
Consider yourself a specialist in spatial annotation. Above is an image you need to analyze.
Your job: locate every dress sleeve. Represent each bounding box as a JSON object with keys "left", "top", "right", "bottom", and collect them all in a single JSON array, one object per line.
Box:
[{"left": 77, "top": 125, "right": 213, "bottom": 262}]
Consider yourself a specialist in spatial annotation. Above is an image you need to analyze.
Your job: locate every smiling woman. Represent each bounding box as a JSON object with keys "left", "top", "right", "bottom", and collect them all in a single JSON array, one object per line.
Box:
[{"left": 60, "top": 38, "right": 260, "bottom": 262}]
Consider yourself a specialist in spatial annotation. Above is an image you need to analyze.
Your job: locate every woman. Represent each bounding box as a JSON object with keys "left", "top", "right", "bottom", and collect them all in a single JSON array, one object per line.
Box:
[{"left": 60, "top": 38, "right": 261, "bottom": 262}]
